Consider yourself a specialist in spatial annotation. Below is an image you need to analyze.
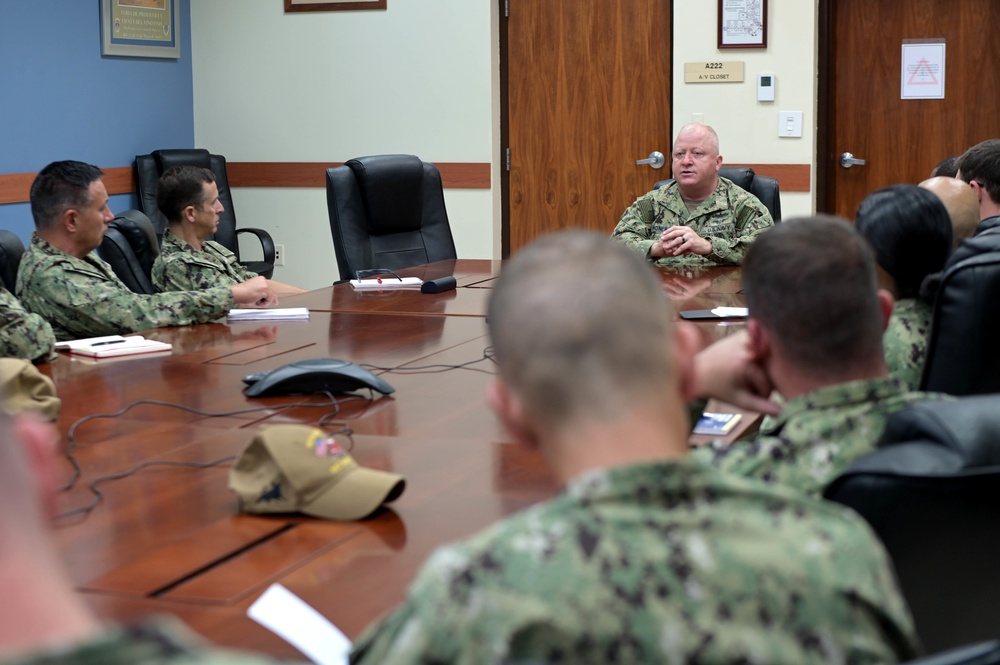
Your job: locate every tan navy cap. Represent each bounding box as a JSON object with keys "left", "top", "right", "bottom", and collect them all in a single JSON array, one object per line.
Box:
[{"left": 229, "top": 424, "right": 405, "bottom": 521}]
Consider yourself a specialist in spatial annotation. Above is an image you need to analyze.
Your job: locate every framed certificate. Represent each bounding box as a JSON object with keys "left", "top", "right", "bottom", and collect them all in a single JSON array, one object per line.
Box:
[
  {"left": 101, "top": 0, "right": 180, "bottom": 59},
  {"left": 284, "top": 0, "right": 387, "bottom": 12},
  {"left": 718, "top": 0, "right": 768, "bottom": 50}
]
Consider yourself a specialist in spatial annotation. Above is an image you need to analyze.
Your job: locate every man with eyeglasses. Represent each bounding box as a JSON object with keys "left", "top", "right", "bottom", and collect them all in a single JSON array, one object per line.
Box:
[{"left": 612, "top": 123, "right": 773, "bottom": 266}]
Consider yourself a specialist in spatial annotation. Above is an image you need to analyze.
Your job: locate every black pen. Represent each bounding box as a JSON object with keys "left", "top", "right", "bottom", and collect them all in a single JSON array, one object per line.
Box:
[{"left": 91, "top": 340, "right": 127, "bottom": 346}]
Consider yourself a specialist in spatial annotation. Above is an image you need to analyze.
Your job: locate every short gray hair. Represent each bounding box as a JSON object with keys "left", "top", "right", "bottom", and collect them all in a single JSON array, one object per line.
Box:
[{"left": 487, "top": 231, "right": 675, "bottom": 430}]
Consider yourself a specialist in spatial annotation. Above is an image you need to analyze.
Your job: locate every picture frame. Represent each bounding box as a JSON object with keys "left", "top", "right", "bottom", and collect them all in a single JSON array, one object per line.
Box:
[
  {"left": 718, "top": 0, "right": 768, "bottom": 50},
  {"left": 284, "top": 0, "right": 387, "bottom": 12},
  {"left": 101, "top": 0, "right": 180, "bottom": 59}
]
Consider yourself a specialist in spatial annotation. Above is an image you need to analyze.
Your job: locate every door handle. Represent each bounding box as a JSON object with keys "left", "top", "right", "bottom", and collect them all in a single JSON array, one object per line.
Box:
[
  {"left": 839, "top": 152, "right": 867, "bottom": 169},
  {"left": 636, "top": 151, "right": 666, "bottom": 169}
]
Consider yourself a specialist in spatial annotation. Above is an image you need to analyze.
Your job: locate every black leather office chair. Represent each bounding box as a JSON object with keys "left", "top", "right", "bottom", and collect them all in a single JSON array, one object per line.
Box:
[
  {"left": 920, "top": 251, "right": 1000, "bottom": 395},
  {"left": 824, "top": 396, "right": 1000, "bottom": 652},
  {"left": 655, "top": 165, "right": 782, "bottom": 222},
  {"left": 0, "top": 230, "right": 25, "bottom": 293},
  {"left": 135, "top": 149, "right": 275, "bottom": 278},
  {"left": 97, "top": 210, "right": 160, "bottom": 295},
  {"left": 326, "top": 154, "right": 458, "bottom": 283}
]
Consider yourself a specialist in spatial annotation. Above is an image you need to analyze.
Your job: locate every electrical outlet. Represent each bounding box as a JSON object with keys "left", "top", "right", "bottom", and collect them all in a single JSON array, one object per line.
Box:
[{"left": 274, "top": 244, "right": 285, "bottom": 266}]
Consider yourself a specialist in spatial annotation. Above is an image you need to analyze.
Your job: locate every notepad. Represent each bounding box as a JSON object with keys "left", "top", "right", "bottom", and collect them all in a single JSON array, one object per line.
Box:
[
  {"left": 692, "top": 412, "right": 743, "bottom": 436},
  {"left": 227, "top": 307, "right": 310, "bottom": 321},
  {"left": 55, "top": 335, "right": 173, "bottom": 358},
  {"left": 349, "top": 277, "right": 423, "bottom": 290}
]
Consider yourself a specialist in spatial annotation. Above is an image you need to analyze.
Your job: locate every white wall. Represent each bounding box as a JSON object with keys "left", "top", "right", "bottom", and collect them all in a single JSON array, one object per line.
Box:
[
  {"left": 190, "top": 1, "right": 498, "bottom": 289},
  {"left": 672, "top": 1, "right": 818, "bottom": 218}
]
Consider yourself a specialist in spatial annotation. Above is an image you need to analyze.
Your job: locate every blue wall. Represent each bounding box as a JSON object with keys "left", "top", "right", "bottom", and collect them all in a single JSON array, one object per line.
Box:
[{"left": 0, "top": 0, "right": 194, "bottom": 240}]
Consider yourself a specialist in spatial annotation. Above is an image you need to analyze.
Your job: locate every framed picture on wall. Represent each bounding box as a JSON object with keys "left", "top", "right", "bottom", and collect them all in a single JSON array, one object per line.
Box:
[
  {"left": 718, "top": 0, "right": 768, "bottom": 49},
  {"left": 100, "top": 0, "right": 180, "bottom": 58},
  {"left": 284, "top": 0, "right": 387, "bottom": 12}
]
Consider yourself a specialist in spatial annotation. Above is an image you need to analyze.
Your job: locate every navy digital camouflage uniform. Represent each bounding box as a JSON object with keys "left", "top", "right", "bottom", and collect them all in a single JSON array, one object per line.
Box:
[
  {"left": 152, "top": 231, "right": 257, "bottom": 293},
  {"left": 0, "top": 287, "right": 55, "bottom": 362},
  {"left": 17, "top": 233, "right": 234, "bottom": 341},
  {"left": 0, "top": 616, "right": 303, "bottom": 665},
  {"left": 611, "top": 177, "right": 773, "bottom": 266},
  {"left": 883, "top": 297, "right": 933, "bottom": 391},
  {"left": 694, "top": 377, "right": 942, "bottom": 497},
  {"left": 350, "top": 458, "right": 919, "bottom": 665}
]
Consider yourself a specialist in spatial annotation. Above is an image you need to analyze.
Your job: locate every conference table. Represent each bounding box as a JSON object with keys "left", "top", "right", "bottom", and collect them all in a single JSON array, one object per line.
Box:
[{"left": 42, "top": 259, "right": 747, "bottom": 659}]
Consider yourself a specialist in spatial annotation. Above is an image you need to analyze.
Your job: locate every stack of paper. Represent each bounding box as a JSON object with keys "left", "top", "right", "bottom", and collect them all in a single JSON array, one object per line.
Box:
[
  {"left": 227, "top": 307, "right": 310, "bottom": 321},
  {"left": 55, "top": 335, "right": 172, "bottom": 359},
  {"left": 349, "top": 277, "right": 423, "bottom": 290}
]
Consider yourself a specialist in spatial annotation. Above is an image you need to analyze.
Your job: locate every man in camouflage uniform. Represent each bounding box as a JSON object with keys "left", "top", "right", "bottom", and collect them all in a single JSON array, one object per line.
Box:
[
  {"left": 350, "top": 231, "right": 919, "bottom": 664},
  {"left": 152, "top": 165, "right": 303, "bottom": 296},
  {"left": 16, "top": 161, "right": 276, "bottom": 342},
  {"left": 691, "top": 216, "right": 943, "bottom": 497},
  {"left": 0, "top": 288, "right": 54, "bottom": 362},
  {"left": 0, "top": 397, "right": 300, "bottom": 664},
  {"left": 612, "top": 123, "right": 773, "bottom": 266}
]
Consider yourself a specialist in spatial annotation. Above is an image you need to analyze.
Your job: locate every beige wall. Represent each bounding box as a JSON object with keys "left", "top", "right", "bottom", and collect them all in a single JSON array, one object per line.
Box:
[
  {"left": 190, "top": 1, "right": 500, "bottom": 289},
  {"left": 191, "top": 2, "right": 818, "bottom": 288},
  {"left": 673, "top": 1, "right": 818, "bottom": 218}
]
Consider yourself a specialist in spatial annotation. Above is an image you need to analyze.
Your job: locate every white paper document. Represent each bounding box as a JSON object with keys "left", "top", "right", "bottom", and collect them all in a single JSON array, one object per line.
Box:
[
  {"left": 248, "top": 584, "right": 351, "bottom": 665},
  {"left": 710, "top": 307, "right": 749, "bottom": 318},
  {"left": 227, "top": 307, "right": 310, "bottom": 321},
  {"left": 349, "top": 277, "right": 423, "bottom": 290}
]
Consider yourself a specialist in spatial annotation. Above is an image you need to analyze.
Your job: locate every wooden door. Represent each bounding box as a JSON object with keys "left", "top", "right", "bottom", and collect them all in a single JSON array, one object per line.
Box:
[
  {"left": 820, "top": 0, "right": 1000, "bottom": 219},
  {"left": 504, "top": 1, "right": 671, "bottom": 255}
]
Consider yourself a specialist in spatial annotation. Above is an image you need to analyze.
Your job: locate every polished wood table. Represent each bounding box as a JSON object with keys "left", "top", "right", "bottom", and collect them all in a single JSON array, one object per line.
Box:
[{"left": 42, "top": 259, "right": 746, "bottom": 658}]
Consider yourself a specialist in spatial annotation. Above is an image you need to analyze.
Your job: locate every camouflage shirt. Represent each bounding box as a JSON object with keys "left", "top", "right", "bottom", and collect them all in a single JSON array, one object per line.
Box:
[
  {"left": 350, "top": 458, "right": 918, "bottom": 665},
  {"left": 694, "top": 377, "right": 941, "bottom": 497},
  {"left": 16, "top": 233, "right": 234, "bottom": 341},
  {"left": 152, "top": 231, "right": 257, "bottom": 292},
  {"left": 0, "top": 286, "right": 55, "bottom": 362},
  {"left": 0, "top": 616, "right": 303, "bottom": 665},
  {"left": 883, "top": 297, "right": 932, "bottom": 391},
  {"left": 611, "top": 177, "right": 773, "bottom": 266}
]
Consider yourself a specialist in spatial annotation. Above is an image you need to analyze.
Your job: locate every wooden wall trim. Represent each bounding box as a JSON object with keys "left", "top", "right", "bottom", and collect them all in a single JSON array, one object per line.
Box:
[
  {"left": 226, "top": 162, "right": 491, "bottom": 189},
  {"left": 0, "top": 161, "right": 805, "bottom": 205},
  {"left": 0, "top": 167, "right": 134, "bottom": 205},
  {"left": 739, "top": 164, "right": 811, "bottom": 193}
]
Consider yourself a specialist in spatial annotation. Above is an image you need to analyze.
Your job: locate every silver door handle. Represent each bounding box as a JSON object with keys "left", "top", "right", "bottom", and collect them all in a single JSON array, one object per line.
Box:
[
  {"left": 839, "top": 152, "right": 867, "bottom": 168},
  {"left": 636, "top": 151, "right": 666, "bottom": 169}
]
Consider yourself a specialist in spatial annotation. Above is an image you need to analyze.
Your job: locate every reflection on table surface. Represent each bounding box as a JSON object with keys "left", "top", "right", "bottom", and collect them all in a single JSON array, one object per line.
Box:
[{"left": 42, "top": 258, "right": 754, "bottom": 659}]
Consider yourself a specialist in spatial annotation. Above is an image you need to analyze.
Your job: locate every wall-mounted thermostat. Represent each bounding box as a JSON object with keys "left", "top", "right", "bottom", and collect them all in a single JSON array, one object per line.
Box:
[{"left": 757, "top": 74, "right": 775, "bottom": 102}]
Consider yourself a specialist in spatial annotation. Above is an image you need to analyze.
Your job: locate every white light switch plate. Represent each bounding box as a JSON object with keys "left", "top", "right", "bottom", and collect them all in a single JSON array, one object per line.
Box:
[{"left": 778, "top": 111, "right": 803, "bottom": 138}]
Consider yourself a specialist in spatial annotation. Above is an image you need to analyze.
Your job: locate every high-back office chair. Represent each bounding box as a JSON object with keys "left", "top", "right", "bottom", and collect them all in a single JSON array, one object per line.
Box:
[
  {"left": 97, "top": 210, "right": 160, "bottom": 295},
  {"left": 0, "top": 230, "right": 25, "bottom": 293},
  {"left": 326, "top": 154, "right": 458, "bottom": 283},
  {"left": 655, "top": 165, "right": 782, "bottom": 222},
  {"left": 824, "top": 395, "right": 1000, "bottom": 652},
  {"left": 920, "top": 252, "right": 1000, "bottom": 395},
  {"left": 135, "top": 149, "right": 276, "bottom": 278}
]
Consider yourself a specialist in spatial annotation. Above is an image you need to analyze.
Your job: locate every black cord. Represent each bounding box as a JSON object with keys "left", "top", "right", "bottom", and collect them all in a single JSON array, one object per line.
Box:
[
  {"left": 59, "top": 393, "right": 360, "bottom": 493},
  {"left": 54, "top": 347, "right": 497, "bottom": 521},
  {"left": 361, "top": 346, "right": 498, "bottom": 376},
  {"left": 55, "top": 455, "right": 237, "bottom": 523}
]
